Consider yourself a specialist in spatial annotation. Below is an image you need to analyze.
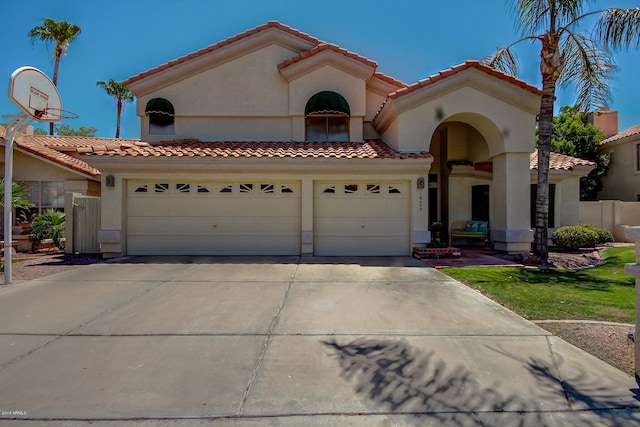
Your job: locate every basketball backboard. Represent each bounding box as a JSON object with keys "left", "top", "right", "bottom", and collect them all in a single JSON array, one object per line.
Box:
[{"left": 8, "top": 66, "right": 62, "bottom": 122}]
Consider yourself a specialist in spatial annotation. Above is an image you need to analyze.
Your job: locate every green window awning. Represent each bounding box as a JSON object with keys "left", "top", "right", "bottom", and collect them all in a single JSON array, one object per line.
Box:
[
  {"left": 305, "top": 91, "right": 350, "bottom": 117},
  {"left": 145, "top": 98, "right": 174, "bottom": 116}
]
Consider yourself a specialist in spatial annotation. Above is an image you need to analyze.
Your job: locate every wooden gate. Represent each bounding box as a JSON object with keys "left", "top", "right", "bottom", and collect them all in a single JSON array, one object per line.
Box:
[{"left": 71, "top": 195, "right": 101, "bottom": 254}]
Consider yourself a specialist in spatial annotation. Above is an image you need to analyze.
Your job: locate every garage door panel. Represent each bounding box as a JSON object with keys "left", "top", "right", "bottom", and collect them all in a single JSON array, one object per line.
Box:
[
  {"left": 314, "top": 237, "right": 407, "bottom": 256},
  {"left": 127, "top": 181, "right": 300, "bottom": 255},
  {"left": 314, "top": 181, "right": 410, "bottom": 256}
]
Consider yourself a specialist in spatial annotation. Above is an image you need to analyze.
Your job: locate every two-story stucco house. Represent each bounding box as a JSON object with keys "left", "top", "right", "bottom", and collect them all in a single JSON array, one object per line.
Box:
[{"left": 2, "top": 21, "right": 595, "bottom": 257}]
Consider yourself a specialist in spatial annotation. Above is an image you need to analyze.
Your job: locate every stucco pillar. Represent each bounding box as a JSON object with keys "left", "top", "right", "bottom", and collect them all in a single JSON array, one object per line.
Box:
[
  {"left": 300, "top": 178, "right": 314, "bottom": 256},
  {"left": 97, "top": 174, "right": 125, "bottom": 258},
  {"left": 491, "top": 152, "right": 533, "bottom": 252},
  {"left": 412, "top": 176, "right": 430, "bottom": 246},
  {"left": 623, "top": 226, "right": 640, "bottom": 381}
]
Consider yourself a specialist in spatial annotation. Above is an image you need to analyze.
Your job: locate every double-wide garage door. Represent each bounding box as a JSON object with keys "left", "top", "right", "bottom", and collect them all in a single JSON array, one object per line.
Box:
[
  {"left": 127, "top": 181, "right": 301, "bottom": 255},
  {"left": 126, "top": 180, "right": 410, "bottom": 256}
]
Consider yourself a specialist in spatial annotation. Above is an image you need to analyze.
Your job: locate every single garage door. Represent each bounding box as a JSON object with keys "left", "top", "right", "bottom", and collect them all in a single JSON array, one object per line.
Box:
[
  {"left": 127, "top": 181, "right": 300, "bottom": 255},
  {"left": 314, "top": 181, "right": 409, "bottom": 255}
]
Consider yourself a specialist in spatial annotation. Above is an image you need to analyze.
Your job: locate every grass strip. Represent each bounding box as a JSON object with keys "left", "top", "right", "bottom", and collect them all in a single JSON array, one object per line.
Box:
[{"left": 442, "top": 246, "right": 636, "bottom": 323}]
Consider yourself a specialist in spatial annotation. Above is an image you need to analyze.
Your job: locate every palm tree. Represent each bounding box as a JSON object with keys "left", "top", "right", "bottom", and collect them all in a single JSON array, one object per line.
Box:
[
  {"left": 96, "top": 79, "right": 134, "bottom": 139},
  {"left": 483, "top": 1, "right": 639, "bottom": 262},
  {"left": 28, "top": 18, "right": 82, "bottom": 135},
  {"left": 0, "top": 179, "right": 33, "bottom": 210}
]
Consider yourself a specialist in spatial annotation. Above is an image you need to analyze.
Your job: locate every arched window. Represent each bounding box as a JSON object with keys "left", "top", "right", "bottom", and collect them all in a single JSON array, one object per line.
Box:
[
  {"left": 305, "top": 91, "right": 350, "bottom": 142},
  {"left": 145, "top": 98, "right": 174, "bottom": 135}
]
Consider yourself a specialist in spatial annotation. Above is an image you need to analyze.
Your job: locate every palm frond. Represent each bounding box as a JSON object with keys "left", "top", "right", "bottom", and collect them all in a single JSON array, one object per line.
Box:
[
  {"left": 511, "top": 0, "right": 584, "bottom": 35},
  {"left": 595, "top": 8, "right": 640, "bottom": 50},
  {"left": 558, "top": 31, "right": 616, "bottom": 111},
  {"left": 481, "top": 46, "right": 520, "bottom": 76}
]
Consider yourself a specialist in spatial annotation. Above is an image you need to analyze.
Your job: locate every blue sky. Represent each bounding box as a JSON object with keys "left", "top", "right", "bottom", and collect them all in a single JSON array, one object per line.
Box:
[{"left": 1, "top": 0, "right": 638, "bottom": 139}]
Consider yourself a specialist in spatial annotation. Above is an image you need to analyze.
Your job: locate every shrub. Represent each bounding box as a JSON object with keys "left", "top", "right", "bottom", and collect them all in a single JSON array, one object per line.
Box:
[
  {"left": 552, "top": 224, "right": 612, "bottom": 250},
  {"left": 27, "top": 209, "right": 66, "bottom": 249},
  {"left": 582, "top": 224, "right": 614, "bottom": 245}
]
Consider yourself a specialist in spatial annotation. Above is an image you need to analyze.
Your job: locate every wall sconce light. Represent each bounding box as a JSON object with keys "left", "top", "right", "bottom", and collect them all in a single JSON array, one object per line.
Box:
[
  {"left": 105, "top": 175, "right": 115, "bottom": 187},
  {"left": 417, "top": 177, "right": 425, "bottom": 189}
]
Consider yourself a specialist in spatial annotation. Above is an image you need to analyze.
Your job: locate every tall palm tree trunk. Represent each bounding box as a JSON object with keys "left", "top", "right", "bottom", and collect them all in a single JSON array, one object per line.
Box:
[
  {"left": 116, "top": 99, "right": 122, "bottom": 139},
  {"left": 534, "top": 32, "right": 562, "bottom": 262},
  {"left": 50, "top": 49, "right": 62, "bottom": 136},
  {"left": 534, "top": 80, "right": 556, "bottom": 261}
]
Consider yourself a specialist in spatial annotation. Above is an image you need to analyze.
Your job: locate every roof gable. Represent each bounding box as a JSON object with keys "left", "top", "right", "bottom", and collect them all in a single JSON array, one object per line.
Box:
[
  {"left": 278, "top": 43, "right": 378, "bottom": 81},
  {"left": 389, "top": 60, "right": 541, "bottom": 100},
  {"left": 125, "top": 21, "right": 321, "bottom": 96}
]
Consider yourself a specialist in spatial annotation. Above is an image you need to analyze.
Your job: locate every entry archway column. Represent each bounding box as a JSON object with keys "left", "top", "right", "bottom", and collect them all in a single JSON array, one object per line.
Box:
[{"left": 490, "top": 152, "right": 533, "bottom": 253}]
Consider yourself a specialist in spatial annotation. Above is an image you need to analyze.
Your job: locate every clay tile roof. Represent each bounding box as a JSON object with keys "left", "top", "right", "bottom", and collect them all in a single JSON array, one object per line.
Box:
[
  {"left": 1, "top": 132, "right": 136, "bottom": 177},
  {"left": 600, "top": 124, "right": 640, "bottom": 146},
  {"left": 530, "top": 149, "right": 596, "bottom": 171},
  {"left": 388, "top": 59, "right": 542, "bottom": 100},
  {"left": 372, "top": 71, "right": 407, "bottom": 89},
  {"left": 14, "top": 138, "right": 102, "bottom": 177},
  {"left": 126, "top": 21, "right": 323, "bottom": 85},
  {"left": 86, "top": 140, "right": 432, "bottom": 161},
  {"left": 277, "top": 42, "right": 378, "bottom": 70}
]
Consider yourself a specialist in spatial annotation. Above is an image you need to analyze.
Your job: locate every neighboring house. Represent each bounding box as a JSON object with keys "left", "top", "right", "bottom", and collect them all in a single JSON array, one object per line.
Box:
[
  {"left": 594, "top": 110, "right": 640, "bottom": 202},
  {"left": 0, "top": 126, "right": 103, "bottom": 220},
  {"left": 1, "top": 21, "right": 594, "bottom": 257}
]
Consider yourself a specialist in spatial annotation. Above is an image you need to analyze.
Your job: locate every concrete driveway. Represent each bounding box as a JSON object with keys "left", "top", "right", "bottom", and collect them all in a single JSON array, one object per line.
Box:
[{"left": 0, "top": 256, "right": 638, "bottom": 426}]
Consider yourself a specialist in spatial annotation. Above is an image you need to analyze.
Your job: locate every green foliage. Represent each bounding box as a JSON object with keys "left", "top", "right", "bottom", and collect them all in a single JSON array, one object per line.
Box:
[
  {"left": 582, "top": 224, "right": 614, "bottom": 245},
  {"left": 549, "top": 105, "right": 610, "bottom": 200},
  {"left": 551, "top": 224, "right": 612, "bottom": 250},
  {"left": 0, "top": 179, "right": 34, "bottom": 209},
  {"left": 27, "top": 209, "right": 66, "bottom": 249},
  {"left": 55, "top": 124, "right": 97, "bottom": 137},
  {"left": 443, "top": 246, "right": 636, "bottom": 323}
]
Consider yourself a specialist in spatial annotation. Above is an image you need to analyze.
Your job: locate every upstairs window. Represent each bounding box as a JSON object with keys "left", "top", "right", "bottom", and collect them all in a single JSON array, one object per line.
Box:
[
  {"left": 305, "top": 91, "right": 350, "bottom": 142},
  {"left": 146, "top": 98, "right": 174, "bottom": 135}
]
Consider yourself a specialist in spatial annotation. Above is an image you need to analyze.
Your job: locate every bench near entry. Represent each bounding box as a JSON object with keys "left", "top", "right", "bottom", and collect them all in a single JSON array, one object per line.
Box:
[{"left": 449, "top": 220, "right": 489, "bottom": 247}]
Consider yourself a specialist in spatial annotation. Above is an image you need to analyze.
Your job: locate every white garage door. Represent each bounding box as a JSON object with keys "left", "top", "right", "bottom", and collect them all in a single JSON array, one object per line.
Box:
[
  {"left": 314, "top": 182, "right": 410, "bottom": 255},
  {"left": 127, "top": 181, "right": 300, "bottom": 255}
]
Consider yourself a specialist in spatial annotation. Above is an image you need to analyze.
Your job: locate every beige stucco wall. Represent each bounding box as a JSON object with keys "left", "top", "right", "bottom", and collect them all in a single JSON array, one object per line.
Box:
[
  {"left": 137, "top": 44, "right": 295, "bottom": 142},
  {"left": 135, "top": 45, "right": 376, "bottom": 143},
  {"left": 580, "top": 200, "right": 640, "bottom": 241},
  {"left": 382, "top": 84, "right": 537, "bottom": 154},
  {"left": 599, "top": 138, "right": 640, "bottom": 201}
]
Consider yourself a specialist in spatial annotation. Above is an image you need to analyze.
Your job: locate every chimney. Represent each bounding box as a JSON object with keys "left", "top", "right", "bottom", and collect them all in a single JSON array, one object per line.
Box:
[{"left": 588, "top": 108, "right": 618, "bottom": 139}]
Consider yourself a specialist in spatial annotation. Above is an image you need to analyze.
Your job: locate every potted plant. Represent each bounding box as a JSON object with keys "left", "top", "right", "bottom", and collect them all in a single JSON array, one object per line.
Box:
[{"left": 431, "top": 221, "right": 444, "bottom": 242}]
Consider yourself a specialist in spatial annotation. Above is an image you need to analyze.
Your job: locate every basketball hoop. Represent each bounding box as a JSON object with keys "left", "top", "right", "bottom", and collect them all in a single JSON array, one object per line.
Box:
[
  {"left": 8, "top": 67, "right": 63, "bottom": 123},
  {"left": 41, "top": 107, "right": 79, "bottom": 121},
  {"left": 4, "top": 66, "right": 72, "bottom": 284}
]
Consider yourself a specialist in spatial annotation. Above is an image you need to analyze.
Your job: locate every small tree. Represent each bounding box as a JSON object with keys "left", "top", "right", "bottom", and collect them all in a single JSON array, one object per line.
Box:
[
  {"left": 550, "top": 105, "right": 610, "bottom": 200},
  {"left": 55, "top": 125, "right": 97, "bottom": 137},
  {"left": 27, "top": 209, "right": 65, "bottom": 250}
]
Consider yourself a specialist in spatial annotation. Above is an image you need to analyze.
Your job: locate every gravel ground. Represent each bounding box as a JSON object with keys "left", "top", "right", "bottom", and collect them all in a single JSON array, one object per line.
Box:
[{"left": 1, "top": 247, "right": 637, "bottom": 376}]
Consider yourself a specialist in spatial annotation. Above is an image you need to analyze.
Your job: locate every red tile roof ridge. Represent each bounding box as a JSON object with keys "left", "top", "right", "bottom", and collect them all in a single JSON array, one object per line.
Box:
[
  {"left": 278, "top": 42, "right": 378, "bottom": 71},
  {"left": 126, "top": 21, "right": 324, "bottom": 85},
  {"left": 600, "top": 124, "right": 640, "bottom": 145},
  {"left": 388, "top": 59, "right": 541, "bottom": 100},
  {"left": 372, "top": 71, "right": 407, "bottom": 89}
]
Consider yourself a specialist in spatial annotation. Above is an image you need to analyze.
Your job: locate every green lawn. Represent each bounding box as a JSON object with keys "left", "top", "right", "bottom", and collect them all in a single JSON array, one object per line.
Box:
[{"left": 442, "top": 246, "right": 636, "bottom": 323}]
